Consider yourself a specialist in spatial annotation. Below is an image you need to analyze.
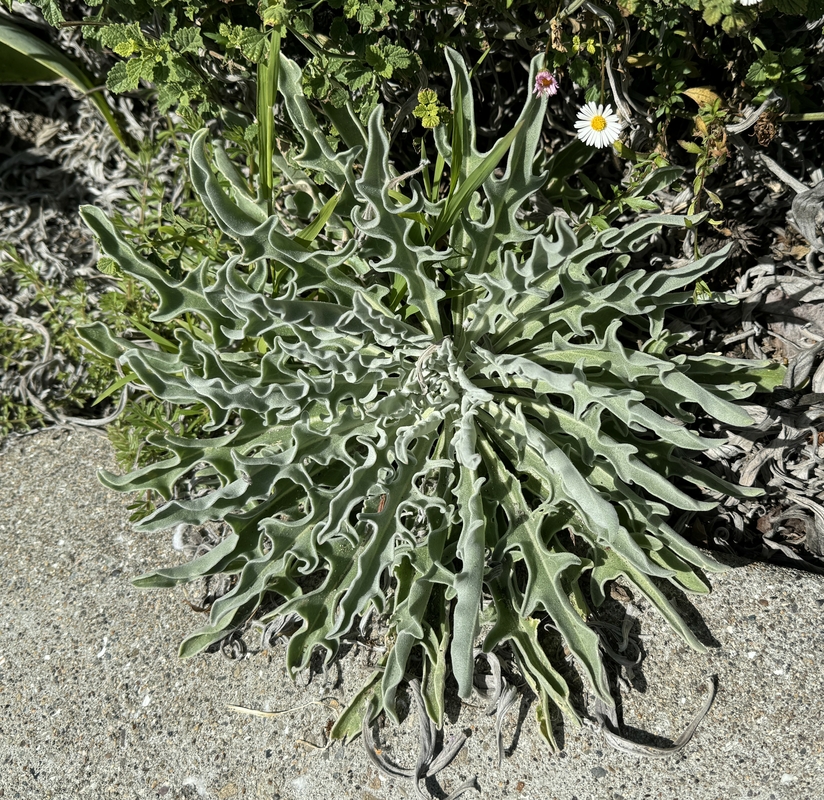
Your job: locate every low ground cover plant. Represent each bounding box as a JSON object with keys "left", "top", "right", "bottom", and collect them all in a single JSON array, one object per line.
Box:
[
  {"left": 78, "top": 48, "right": 783, "bottom": 753},
  {"left": 2, "top": 0, "right": 821, "bottom": 439},
  {"left": 10, "top": 1, "right": 824, "bottom": 173},
  {"left": 0, "top": 110, "right": 220, "bottom": 440}
]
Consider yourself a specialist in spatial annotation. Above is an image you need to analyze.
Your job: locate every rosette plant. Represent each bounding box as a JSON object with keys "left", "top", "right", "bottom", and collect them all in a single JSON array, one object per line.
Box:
[{"left": 78, "top": 49, "right": 782, "bottom": 748}]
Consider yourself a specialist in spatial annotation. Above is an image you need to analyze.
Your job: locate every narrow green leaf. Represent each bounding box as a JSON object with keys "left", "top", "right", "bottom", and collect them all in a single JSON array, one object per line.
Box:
[
  {"left": 257, "top": 28, "right": 281, "bottom": 213},
  {"left": 177, "top": 602, "right": 258, "bottom": 659},
  {"left": 678, "top": 140, "right": 704, "bottom": 155},
  {"left": 132, "top": 534, "right": 244, "bottom": 588},
  {"left": 544, "top": 137, "right": 594, "bottom": 183},
  {"left": 329, "top": 667, "right": 385, "bottom": 742},
  {"left": 623, "top": 196, "right": 659, "bottom": 212},
  {"left": 420, "top": 604, "right": 449, "bottom": 727},
  {"left": 432, "top": 151, "right": 446, "bottom": 202},
  {"left": 631, "top": 165, "right": 684, "bottom": 197},
  {"left": 428, "top": 118, "right": 525, "bottom": 245},
  {"left": 451, "top": 462, "right": 486, "bottom": 699},
  {"left": 0, "top": 40, "right": 58, "bottom": 83},
  {"left": 578, "top": 173, "right": 604, "bottom": 201},
  {"left": 131, "top": 320, "right": 178, "bottom": 352},
  {"left": 449, "top": 87, "right": 464, "bottom": 199},
  {"left": 92, "top": 371, "right": 138, "bottom": 406},
  {"left": 295, "top": 190, "right": 342, "bottom": 245},
  {"left": 0, "top": 18, "right": 132, "bottom": 154},
  {"left": 178, "top": 626, "right": 234, "bottom": 659}
]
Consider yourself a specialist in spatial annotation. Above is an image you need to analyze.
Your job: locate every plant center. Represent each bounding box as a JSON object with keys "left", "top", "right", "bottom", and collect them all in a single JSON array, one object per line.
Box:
[{"left": 590, "top": 115, "right": 607, "bottom": 131}]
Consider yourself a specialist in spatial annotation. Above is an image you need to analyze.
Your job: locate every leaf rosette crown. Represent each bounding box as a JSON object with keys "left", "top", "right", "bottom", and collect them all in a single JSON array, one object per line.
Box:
[{"left": 79, "top": 48, "right": 782, "bottom": 746}]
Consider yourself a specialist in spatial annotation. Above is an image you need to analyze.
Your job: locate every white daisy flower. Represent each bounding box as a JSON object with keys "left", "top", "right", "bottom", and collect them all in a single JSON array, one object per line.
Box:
[
  {"left": 738, "top": 1, "right": 761, "bottom": 5},
  {"left": 574, "top": 102, "right": 622, "bottom": 148}
]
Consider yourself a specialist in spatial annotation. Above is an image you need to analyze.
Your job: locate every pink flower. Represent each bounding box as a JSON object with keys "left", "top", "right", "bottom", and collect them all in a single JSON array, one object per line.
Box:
[{"left": 533, "top": 70, "right": 559, "bottom": 98}]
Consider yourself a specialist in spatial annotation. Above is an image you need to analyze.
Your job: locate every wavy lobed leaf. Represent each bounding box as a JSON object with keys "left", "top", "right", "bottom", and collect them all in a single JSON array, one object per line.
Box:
[{"left": 79, "top": 47, "right": 783, "bottom": 746}]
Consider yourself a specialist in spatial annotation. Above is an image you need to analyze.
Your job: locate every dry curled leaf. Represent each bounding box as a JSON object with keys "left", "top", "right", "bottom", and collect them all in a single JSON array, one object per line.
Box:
[
  {"left": 682, "top": 86, "right": 722, "bottom": 108},
  {"left": 596, "top": 675, "right": 718, "bottom": 759},
  {"left": 550, "top": 17, "right": 566, "bottom": 52},
  {"left": 753, "top": 113, "right": 777, "bottom": 147}
]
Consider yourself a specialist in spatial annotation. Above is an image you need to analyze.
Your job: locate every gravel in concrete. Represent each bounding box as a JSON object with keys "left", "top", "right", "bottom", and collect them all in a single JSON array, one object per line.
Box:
[{"left": 1, "top": 430, "right": 823, "bottom": 800}]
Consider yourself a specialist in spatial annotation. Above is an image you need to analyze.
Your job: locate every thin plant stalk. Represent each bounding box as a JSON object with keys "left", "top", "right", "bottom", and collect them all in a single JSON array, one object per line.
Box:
[{"left": 257, "top": 28, "right": 282, "bottom": 216}]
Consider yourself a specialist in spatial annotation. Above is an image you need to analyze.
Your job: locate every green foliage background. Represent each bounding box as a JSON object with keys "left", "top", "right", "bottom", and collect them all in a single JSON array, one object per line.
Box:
[{"left": 11, "top": 0, "right": 824, "bottom": 132}]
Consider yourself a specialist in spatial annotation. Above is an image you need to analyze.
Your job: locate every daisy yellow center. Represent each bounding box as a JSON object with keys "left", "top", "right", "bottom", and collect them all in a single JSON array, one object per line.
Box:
[{"left": 590, "top": 115, "right": 607, "bottom": 132}]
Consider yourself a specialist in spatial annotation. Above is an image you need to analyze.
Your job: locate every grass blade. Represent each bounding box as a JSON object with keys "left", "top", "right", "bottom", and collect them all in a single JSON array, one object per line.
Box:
[
  {"left": 428, "top": 118, "right": 525, "bottom": 246},
  {"left": 448, "top": 89, "right": 465, "bottom": 199},
  {"left": 92, "top": 371, "right": 138, "bottom": 406},
  {"left": 132, "top": 320, "right": 177, "bottom": 351},
  {"left": 295, "top": 190, "right": 342, "bottom": 245},
  {"left": 0, "top": 18, "right": 132, "bottom": 154},
  {"left": 257, "top": 28, "right": 282, "bottom": 215}
]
